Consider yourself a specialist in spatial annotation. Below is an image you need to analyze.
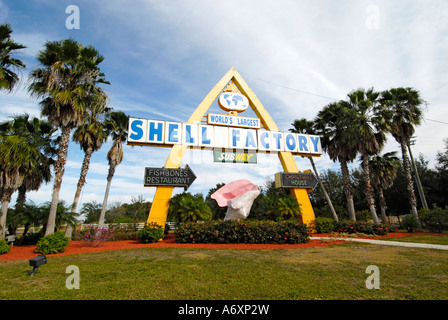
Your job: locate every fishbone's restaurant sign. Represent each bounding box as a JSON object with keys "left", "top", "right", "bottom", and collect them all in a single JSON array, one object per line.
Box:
[{"left": 127, "top": 118, "right": 322, "bottom": 156}]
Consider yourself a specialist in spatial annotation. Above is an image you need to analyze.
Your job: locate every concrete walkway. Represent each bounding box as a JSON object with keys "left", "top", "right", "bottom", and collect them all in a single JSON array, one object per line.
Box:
[{"left": 310, "top": 237, "right": 448, "bottom": 251}]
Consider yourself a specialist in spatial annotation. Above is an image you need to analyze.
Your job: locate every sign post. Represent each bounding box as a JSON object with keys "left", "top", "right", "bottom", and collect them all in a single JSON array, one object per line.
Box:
[
  {"left": 275, "top": 172, "right": 318, "bottom": 191},
  {"left": 144, "top": 165, "right": 196, "bottom": 190}
]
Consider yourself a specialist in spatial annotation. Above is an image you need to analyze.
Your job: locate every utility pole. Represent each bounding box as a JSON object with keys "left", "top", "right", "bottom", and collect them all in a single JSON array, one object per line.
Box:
[{"left": 408, "top": 138, "right": 428, "bottom": 209}]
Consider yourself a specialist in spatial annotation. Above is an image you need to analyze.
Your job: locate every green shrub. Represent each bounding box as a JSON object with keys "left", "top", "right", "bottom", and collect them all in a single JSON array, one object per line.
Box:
[
  {"left": 35, "top": 232, "right": 70, "bottom": 254},
  {"left": 388, "top": 225, "right": 398, "bottom": 233},
  {"left": 402, "top": 214, "right": 420, "bottom": 233},
  {"left": 333, "top": 220, "right": 389, "bottom": 235},
  {"left": 113, "top": 216, "right": 134, "bottom": 224},
  {"left": 355, "top": 210, "right": 371, "bottom": 221},
  {"left": 110, "top": 229, "right": 138, "bottom": 241},
  {"left": 419, "top": 206, "right": 448, "bottom": 233},
  {"left": 137, "top": 222, "right": 164, "bottom": 243},
  {"left": 0, "top": 239, "right": 11, "bottom": 255},
  {"left": 175, "top": 220, "right": 310, "bottom": 244},
  {"left": 313, "top": 217, "right": 335, "bottom": 233}
]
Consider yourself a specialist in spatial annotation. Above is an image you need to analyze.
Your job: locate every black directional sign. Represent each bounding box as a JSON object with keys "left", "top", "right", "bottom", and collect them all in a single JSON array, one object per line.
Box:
[
  {"left": 275, "top": 172, "right": 318, "bottom": 191},
  {"left": 144, "top": 165, "right": 196, "bottom": 190}
]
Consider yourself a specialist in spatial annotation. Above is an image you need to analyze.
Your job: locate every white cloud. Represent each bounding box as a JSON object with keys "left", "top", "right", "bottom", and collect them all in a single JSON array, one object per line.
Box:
[{"left": 13, "top": 32, "right": 48, "bottom": 59}]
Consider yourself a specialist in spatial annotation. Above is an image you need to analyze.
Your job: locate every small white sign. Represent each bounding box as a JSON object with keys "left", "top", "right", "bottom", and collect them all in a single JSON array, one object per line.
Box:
[
  {"left": 207, "top": 113, "right": 261, "bottom": 129},
  {"left": 218, "top": 92, "right": 250, "bottom": 112}
]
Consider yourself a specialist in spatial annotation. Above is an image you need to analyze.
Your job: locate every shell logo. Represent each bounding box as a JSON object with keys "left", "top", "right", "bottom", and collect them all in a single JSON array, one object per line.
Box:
[{"left": 218, "top": 92, "right": 250, "bottom": 113}]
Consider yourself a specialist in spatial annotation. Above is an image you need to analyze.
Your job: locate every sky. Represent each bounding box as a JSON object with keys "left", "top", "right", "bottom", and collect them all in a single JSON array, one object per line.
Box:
[{"left": 1, "top": 0, "right": 448, "bottom": 214}]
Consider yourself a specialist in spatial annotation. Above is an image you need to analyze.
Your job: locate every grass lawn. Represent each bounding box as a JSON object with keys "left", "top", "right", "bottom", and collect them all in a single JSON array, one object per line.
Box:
[
  {"left": 384, "top": 234, "right": 448, "bottom": 245},
  {"left": 1, "top": 242, "right": 447, "bottom": 300}
]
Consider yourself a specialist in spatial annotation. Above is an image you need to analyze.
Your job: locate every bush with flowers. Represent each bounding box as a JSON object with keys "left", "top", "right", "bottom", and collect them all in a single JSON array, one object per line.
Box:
[
  {"left": 137, "top": 222, "right": 164, "bottom": 243},
  {"left": 73, "top": 225, "right": 115, "bottom": 247}
]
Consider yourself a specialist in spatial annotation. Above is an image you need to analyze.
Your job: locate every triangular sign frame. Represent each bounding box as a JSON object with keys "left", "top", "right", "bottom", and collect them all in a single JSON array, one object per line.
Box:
[{"left": 146, "top": 67, "right": 316, "bottom": 227}]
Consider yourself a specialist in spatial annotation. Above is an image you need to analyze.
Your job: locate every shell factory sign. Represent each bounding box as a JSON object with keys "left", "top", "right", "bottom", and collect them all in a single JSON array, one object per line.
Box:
[
  {"left": 127, "top": 87, "right": 322, "bottom": 156},
  {"left": 128, "top": 117, "right": 322, "bottom": 155},
  {"left": 128, "top": 68, "right": 321, "bottom": 229}
]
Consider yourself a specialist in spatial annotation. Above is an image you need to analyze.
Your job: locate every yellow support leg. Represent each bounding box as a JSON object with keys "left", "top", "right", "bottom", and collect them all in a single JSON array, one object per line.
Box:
[
  {"left": 146, "top": 145, "right": 187, "bottom": 227},
  {"left": 278, "top": 151, "right": 316, "bottom": 230},
  {"left": 146, "top": 186, "right": 174, "bottom": 227},
  {"left": 289, "top": 188, "right": 315, "bottom": 226}
]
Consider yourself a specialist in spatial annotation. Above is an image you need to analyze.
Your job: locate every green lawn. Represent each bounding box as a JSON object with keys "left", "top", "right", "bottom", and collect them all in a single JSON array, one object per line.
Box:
[
  {"left": 1, "top": 242, "right": 447, "bottom": 300},
  {"left": 385, "top": 234, "right": 448, "bottom": 245}
]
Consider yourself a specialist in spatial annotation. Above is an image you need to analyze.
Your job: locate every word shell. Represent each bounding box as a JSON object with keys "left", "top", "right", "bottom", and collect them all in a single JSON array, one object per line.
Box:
[{"left": 127, "top": 118, "right": 322, "bottom": 155}]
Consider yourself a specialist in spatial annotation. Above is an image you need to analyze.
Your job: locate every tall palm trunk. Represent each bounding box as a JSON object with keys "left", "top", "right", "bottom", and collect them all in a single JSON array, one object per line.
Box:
[
  {"left": 378, "top": 187, "right": 388, "bottom": 224},
  {"left": 0, "top": 191, "right": 12, "bottom": 238},
  {"left": 45, "top": 126, "right": 71, "bottom": 236},
  {"left": 361, "top": 155, "right": 380, "bottom": 224},
  {"left": 65, "top": 146, "right": 94, "bottom": 237},
  {"left": 400, "top": 141, "right": 419, "bottom": 221},
  {"left": 340, "top": 159, "right": 356, "bottom": 221},
  {"left": 16, "top": 185, "right": 27, "bottom": 209},
  {"left": 98, "top": 163, "right": 116, "bottom": 228},
  {"left": 309, "top": 157, "right": 338, "bottom": 222}
]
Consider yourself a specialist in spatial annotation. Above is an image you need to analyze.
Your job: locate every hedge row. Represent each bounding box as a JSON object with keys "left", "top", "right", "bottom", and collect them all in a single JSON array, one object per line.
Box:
[
  {"left": 313, "top": 217, "right": 393, "bottom": 235},
  {"left": 333, "top": 220, "right": 391, "bottom": 235},
  {"left": 175, "top": 220, "right": 310, "bottom": 244}
]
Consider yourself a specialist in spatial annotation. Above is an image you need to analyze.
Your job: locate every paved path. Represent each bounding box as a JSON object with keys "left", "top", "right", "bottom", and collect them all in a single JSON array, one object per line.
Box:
[{"left": 310, "top": 237, "right": 448, "bottom": 251}]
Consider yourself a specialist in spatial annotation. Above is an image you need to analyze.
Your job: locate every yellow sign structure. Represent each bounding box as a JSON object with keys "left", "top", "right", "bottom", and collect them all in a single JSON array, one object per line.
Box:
[{"left": 144, "top": 68, "right": 318, "bottom": 228}]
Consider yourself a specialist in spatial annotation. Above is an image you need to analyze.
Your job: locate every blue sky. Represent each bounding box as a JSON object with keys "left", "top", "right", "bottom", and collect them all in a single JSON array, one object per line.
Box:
[{"left": 1, "top": 0, "right": 448, "bottom": 213}]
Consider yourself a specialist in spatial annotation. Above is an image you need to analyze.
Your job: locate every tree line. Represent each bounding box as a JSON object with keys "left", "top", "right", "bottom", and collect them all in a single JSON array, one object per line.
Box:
[
  {"left": 0, "top": 23, "right": 128, "bottom": 239},
  {"left": 57, "top": 135, "right": 448, "bottom": 228},
  {"left": 290, "top": 87, "right": 429, "bottom": 225}
]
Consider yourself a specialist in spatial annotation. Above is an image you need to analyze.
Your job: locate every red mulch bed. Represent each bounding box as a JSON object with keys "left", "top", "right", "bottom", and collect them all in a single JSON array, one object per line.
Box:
[{"left": 0, "top": 232, "right": 442, "bottom": 262}]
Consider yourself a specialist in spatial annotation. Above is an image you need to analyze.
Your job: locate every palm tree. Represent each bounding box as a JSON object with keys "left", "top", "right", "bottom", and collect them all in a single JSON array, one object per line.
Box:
[
  {"left": 0, "top": 23, "right": 26, "bottom": 92},
  {"left": 65, "top": 97, "right": 110, "bottom": 237},
  {"left": 348, "top": 88, "right": 387, "bottom": 224},
  {"left": 28, "top": 39, "right": 109, "bottom": 235},
  {"left": 0, "top": 115, "right": 56, "bottom": 239},
  {"left": 81, "top": 200, "right": 103, "bottom": 224},
  {"left": 98, "top": 111, "right": 129, "bottom": 228},
  {"left": 314, "top": 101, "right": 358, "bottom": 221},
  {"left": 169, "top": 193, "right": 212, "bottom": 223},
  {"left": 380, "top": 87, "right": 425, "bottom": 222},
  {"left": 0, "top": 134, "right": 43, "bottom": 238},
  {"left": 277, "top": 195, "right": 301, "bottom": 220},
  {"left": 369, "top": 152, "right": 400, "bottom": 223},
  {"left": 290, "top": 118, "right": 338, "bottom": 221},
  {"left": 40, "top": 200, "right": 79, "bottom": 233},
  {"left": 0, "top": 114, "right": 57, "bottom": 210},
  {"left": 15, "top": 201, "right": 48, "bottom": 244}
]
